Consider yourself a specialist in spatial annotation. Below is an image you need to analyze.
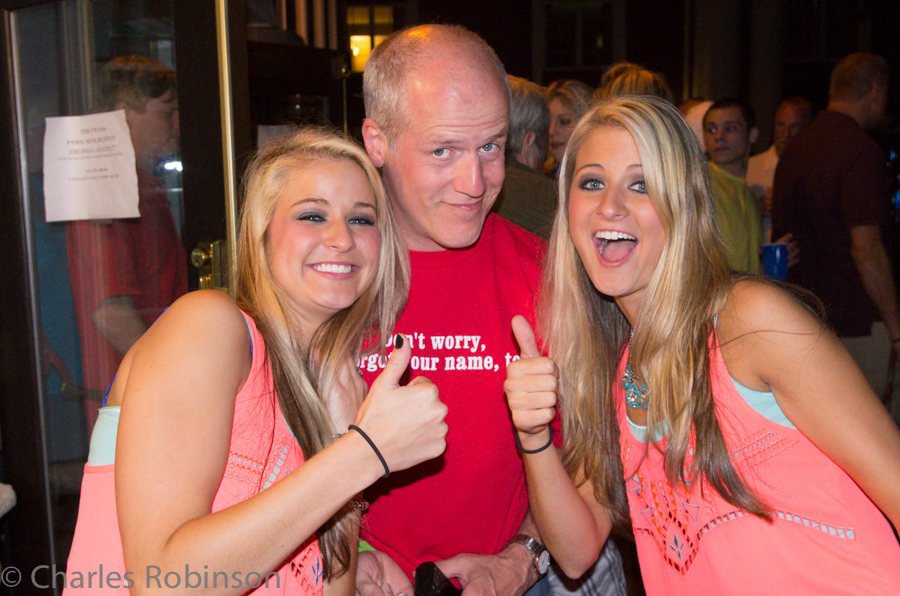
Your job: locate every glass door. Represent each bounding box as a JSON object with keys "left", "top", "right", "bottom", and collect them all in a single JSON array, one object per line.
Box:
[{"left": 0, "top": 0, "right": 234, "bottom": 589}]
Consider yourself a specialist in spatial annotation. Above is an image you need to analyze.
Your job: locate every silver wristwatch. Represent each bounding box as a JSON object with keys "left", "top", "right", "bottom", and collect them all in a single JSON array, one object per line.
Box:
[{"left": 510, "top": 534, "right": 551, "bottom": 575}]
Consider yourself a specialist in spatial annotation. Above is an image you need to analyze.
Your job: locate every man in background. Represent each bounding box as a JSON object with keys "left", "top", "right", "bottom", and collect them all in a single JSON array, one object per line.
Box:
[
  {"left": 492, "top": 75, "right": 558, "bottom": 239},
  {"left": 703, "top": 98, "right": 763, "bottom": 272},
  {"left": 774, "top": 52, "right": 898, "bottom": 416},
  {"left": 67, "top": 55, "right": 186, "bottom": 431},
  {"left": 747, "top": 96, "right": 812, "bottom": 201}
]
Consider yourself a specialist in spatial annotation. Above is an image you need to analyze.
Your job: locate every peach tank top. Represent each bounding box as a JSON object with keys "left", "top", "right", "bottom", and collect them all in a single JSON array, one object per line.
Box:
[{"left": 63, "top": 312, "right": 322, "bottom": 595}]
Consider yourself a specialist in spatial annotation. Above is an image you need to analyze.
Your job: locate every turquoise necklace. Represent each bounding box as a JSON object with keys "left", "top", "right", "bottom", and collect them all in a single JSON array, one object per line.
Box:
[{"left": 622, "top": 331, "right": 649, "bottom": 410}]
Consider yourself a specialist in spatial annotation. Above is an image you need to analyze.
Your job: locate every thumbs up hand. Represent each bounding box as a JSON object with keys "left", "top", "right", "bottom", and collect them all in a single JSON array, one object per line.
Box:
[
  {"left": 354, "top": 334, "right": 448, "bottom": 474},
  {"left": 504, "top": 316, "right": 558, "bottom": 450}
]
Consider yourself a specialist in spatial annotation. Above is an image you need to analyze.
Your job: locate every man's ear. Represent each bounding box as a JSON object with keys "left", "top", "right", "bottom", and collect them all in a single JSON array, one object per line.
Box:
[
  {"left": 517, "top": 130, "right": 536, "bottom": 166},
  {"left": 361, "top": 118, "right": 388, "bottom": 167},
  {"left": 869, "top": 85, "right": 886, "bottom": 110},
  {"left": 748, "top": 126, "right": 759, "bottom": 146},
  {"left": 115, "top": 101, "right": 137, "bottom": 129}
]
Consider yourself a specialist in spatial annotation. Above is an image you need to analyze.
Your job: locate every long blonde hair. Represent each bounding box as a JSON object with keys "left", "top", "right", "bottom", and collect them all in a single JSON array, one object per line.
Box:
[
  {"left": 234, "top": 128, "right": 409, "bottom": 577},
  {"left": 544, "top": 96, "right": 768, "bottom": 529}
]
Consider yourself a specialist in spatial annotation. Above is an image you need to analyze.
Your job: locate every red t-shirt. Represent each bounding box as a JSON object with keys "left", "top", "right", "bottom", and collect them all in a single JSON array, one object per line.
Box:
[
  {"left": 360, "top": 214, "right": 547, "bottom": 579},
  {"left": 67, "top": 169, "right": 187, "bottom": 427}
]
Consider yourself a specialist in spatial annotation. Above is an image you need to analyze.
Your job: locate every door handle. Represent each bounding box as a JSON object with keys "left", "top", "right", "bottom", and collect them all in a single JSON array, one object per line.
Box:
[{"left": 191, "top": 240, "right": 229, "bottom": 291}]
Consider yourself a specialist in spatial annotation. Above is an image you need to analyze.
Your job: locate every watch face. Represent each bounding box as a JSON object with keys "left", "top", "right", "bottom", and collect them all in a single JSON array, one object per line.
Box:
[{"left": 537, "top": 550, "right": 551, "bottom": 574}]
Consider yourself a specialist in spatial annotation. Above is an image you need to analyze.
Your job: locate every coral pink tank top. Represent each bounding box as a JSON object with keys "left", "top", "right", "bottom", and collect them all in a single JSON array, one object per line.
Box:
[
  {"left": 63, "top": 312, "right": 322, "bottom": 595},
  {"left": 617, "top": 333, "right": 900, "bottom": 595}
]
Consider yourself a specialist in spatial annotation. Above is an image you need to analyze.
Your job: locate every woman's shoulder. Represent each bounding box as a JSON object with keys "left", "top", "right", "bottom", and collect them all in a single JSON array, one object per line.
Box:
[
  {"left": 110, "top": 291, "right": 253, "bottom": 407},
  {"left": 719, "top": 278, "right": 824, "bottom": 338},
  {"left": 132, "top": 290, "right": 251, "bottom": 368},
  {"left": 717, "top": 278, "right": 829, "bottom": 387},
  {"left": 154, "top": 290, "right": 248, "bottom": 332},
  {"left": 167, "top": 288, "right": 243, "bottom": 316}
]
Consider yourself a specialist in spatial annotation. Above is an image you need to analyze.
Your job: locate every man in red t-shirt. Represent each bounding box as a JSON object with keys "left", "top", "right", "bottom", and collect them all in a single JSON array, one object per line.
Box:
[
  {"left": 67, "top": 55, "right": 187, "bottom": 431},
  {"left": 355, "top": 24, "right": 625, "bottom": 596}
]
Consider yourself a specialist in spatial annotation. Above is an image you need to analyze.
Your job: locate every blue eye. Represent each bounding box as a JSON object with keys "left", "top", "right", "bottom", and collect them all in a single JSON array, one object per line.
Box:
[
  {"left": 350, "top": 216, "right": 376, "bottom": 226},
  {"left": 433, "top": 148, "right": 447, "bottom": 157},
  {"left": 481, "top": 142, "right": 497, "bottom": 152},
  {"left": 631, "top": 180, "right": 647, "bottom": 194},
  {"left": 578, "top": 177, "right": 603, "bottom": 191}
]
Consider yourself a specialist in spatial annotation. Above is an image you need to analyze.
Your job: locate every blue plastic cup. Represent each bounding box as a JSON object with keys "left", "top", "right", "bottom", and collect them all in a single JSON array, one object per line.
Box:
[{"left": 762, "top": 243, "right": 788, "bottom": 280}]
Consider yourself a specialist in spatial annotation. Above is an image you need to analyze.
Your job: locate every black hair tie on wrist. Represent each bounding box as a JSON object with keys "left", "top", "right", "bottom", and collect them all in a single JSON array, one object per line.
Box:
[
  {"left": 515, "top": 427, "right": 554, "bottom": 454},
  {"left": 348, "top": 424, "right": 390, "bottom": 478}
]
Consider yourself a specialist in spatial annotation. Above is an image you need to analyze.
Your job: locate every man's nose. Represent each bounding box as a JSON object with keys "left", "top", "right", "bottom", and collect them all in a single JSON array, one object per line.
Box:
[{"left": 453, "top": 153, "right": 486, "bottom": 198}]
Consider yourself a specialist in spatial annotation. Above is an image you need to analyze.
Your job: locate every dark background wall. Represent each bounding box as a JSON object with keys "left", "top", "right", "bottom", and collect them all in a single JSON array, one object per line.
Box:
[{"left": 391, "top": 0, "right": 899, "bottom": 153}]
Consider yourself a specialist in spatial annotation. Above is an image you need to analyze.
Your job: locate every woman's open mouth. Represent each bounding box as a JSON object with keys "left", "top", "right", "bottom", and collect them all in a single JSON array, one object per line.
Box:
[{"left": 594, "top": 230, "right": 637, "bottom": 263}]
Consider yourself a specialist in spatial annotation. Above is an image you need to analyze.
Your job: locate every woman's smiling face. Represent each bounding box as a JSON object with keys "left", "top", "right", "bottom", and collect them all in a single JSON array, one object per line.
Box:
[
  {"left": 567, "top": 126, "right": 665, "bottom": 322},
  {"left": 266, "top": 158, "right": 380, "bottom": 338}
]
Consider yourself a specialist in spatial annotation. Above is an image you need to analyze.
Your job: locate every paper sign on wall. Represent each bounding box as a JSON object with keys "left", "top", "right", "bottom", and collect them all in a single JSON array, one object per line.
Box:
[{"left": 43, "top": 110, "right": 139, "bottom": 222}]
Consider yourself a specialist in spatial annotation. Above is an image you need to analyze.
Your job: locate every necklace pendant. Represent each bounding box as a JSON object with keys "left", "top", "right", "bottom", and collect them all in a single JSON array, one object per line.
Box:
[{"left": 622, "top": 363, "right": 649, "bottom": 410}]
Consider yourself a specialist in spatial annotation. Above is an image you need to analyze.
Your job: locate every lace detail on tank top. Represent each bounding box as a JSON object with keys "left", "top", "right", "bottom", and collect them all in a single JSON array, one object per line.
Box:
[
  {"left": 730, "top": 428, "right": 798, "bottom": 471},
  {"left": 291, "top": 541, "right": 324, "bottom": 592},
  {"left": 622, "top": 431, "right": 854, "bottom": 577}
]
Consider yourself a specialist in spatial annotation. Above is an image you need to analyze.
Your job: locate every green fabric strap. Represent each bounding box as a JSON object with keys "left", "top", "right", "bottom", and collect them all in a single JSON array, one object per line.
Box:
[{"left": 358, "top": 540, "right": 376, "bottom": 552}]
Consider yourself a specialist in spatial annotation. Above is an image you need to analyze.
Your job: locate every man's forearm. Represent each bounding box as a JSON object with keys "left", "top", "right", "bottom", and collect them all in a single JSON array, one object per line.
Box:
[
  {"left": 851, "top": 229, "right": 900, "bottom": 340},
  {"left": 91, "top": 295, "right": 147, "bottom": 355},
  {"left": 500, "top": 512, "right": 541, "bottom": 592}
]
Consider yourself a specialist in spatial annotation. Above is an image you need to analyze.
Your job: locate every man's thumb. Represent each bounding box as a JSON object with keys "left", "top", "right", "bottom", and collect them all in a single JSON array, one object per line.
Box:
[
  {"left": 373, "top": 333, "right": 412, "bottom": 388},
  {"left": 512, "top": 315, "right": 542, "bottom": 359}
]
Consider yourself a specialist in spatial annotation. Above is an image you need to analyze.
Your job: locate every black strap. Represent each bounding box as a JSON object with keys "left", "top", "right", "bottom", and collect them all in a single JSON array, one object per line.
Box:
[
  {"left": 514, "top": 427, "right": 554, "bottom": 454},
  {"left": 348, "top": 424, "right": 390, "bottom": 478}
]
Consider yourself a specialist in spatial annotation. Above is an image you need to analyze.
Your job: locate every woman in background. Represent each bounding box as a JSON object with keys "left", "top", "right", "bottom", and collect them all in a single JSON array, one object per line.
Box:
[
  {"left": 505, "top": 97, "right": 900, "bottom": 594},
  {"left": 593, "top": 61, "right": 673, "bottom": 103},
  {"left": 544, "top": 79, "right": 593, "bottom": 178},
  {"left": 64, "top": 128, "right": 448, "bottom": 596}
]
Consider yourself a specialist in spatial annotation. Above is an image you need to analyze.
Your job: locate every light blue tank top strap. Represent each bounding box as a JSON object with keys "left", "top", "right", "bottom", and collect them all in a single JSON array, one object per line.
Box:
[
  {"left": 713, "top": 314, "right": 794, "bottom": 428},
  {"left": 87, "top": 310, "right": 257, "bottom": 465},
  {"left": 629, "top": 319, "right": 794, "bottom": 442},
  {"left": 730, "top": 377, "right": 794, "bottom": 428},
  {"left": 88, "top": 406, "right": 120, "bottom": 466},
  {"left": 627, "top": 416, "right": 664, "bottom": 444}
]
